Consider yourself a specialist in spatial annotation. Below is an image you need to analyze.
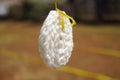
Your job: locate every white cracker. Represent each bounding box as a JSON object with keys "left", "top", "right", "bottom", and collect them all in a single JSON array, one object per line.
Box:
[{"left": 39, "top": 10, "right": 73, "bottom": 67}]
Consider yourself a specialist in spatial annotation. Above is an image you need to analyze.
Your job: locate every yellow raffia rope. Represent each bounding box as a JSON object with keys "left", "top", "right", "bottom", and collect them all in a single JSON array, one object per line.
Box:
[
  {"left": 54, "top": 0, "right": 76, "bottom": 30},
  {"left": 53, "top": 1, "right": 117, "bottom": 80}
]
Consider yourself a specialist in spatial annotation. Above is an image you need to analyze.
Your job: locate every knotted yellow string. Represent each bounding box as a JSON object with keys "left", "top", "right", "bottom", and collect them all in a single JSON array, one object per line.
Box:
[{"left": 54, "top": 0, "right": 76, "bottom": 30}]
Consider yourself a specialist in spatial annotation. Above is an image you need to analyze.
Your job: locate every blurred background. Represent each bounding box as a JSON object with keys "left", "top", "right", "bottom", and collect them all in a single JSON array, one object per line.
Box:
[{"left": 0, "top": 0, "right": 120, "bottom": 80}]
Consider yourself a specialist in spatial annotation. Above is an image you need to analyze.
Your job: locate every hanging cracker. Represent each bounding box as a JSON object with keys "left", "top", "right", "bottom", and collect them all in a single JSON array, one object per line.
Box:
[{"left": 38, "top": 0, "right": 76, "bottom": 68}]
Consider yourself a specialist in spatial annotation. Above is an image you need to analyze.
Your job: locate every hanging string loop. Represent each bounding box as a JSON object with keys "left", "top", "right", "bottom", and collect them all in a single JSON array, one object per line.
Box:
[{"left": 54, "top": 0, "right": 76, "bottom": 30}]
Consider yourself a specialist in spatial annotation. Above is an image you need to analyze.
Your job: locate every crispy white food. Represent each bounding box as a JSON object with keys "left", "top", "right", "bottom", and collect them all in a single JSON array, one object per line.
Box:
[{"left": 39, "top": 10, "right": 73, "bottom": 67}]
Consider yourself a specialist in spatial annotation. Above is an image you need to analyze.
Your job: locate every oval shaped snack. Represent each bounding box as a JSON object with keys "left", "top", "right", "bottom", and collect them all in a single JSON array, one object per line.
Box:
[{"left": 39, "top": 10, "right": 74, "bottom": 67}]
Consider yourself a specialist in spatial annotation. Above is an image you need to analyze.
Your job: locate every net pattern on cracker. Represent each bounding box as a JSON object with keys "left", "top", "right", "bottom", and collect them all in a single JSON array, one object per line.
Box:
[{"left": 39, "top": 10, "right": 74, "bottom": 67}]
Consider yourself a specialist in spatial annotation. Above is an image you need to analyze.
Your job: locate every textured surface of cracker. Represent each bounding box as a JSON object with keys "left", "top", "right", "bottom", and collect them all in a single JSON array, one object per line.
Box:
[{"left": 39, "top": 10, "right": 73, "bottom": 67}]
